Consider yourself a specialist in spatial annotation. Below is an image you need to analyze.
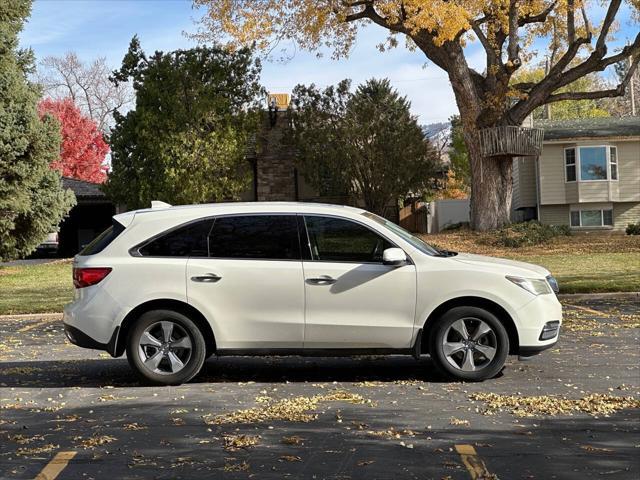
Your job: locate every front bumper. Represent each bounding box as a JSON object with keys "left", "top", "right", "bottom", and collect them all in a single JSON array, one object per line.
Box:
[
  {"left": 518, "top": 339, "right": 558, "bottom": 359},
  {"left": 64, "top": 323, "right": 119, "bottom": 356},
  {"left": 513, "top": 292, "right": 562, "bottom": 349}
]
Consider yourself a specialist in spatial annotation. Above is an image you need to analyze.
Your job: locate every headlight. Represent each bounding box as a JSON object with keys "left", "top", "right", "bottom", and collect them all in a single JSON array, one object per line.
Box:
[
  {"left": 506, "top": 275, "right": 552, "bottom": 296},
  {"left": 546, "top": 275, "right": 559, "bottom": 294}
]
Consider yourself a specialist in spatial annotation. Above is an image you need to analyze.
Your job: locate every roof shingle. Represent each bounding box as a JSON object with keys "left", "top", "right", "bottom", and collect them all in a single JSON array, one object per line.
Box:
[{"left": 535, "top": 117, "right": 640, "bottom": 140}]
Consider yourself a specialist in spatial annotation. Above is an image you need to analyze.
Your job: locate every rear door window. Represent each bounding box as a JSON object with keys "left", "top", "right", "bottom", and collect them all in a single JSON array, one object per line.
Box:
[
  {"left": 208, "top": 215, "right": 300, "bottom": 260},
  {"left": 80, "top": 220, "right": 126, "bottom": 255}
]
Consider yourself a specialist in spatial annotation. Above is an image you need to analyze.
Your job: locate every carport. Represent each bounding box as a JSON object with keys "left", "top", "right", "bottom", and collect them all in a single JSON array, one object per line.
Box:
[{"left": 58, "top": 177, "right": 116, "bottom": 257}]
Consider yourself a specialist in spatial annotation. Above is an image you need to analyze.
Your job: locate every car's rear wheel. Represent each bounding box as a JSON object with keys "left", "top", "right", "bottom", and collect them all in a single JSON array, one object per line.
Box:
[
  {"left": 429, "top": 306, "right": 509, "bottom": 381},
  {"left": 126, "top": 309, "right": 206, "bottom": 385}
]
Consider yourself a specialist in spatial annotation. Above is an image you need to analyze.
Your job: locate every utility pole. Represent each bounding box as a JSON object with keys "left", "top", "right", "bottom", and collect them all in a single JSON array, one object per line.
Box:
[{"left": 544, "top": 57, "right": 552, "bottom": 120}]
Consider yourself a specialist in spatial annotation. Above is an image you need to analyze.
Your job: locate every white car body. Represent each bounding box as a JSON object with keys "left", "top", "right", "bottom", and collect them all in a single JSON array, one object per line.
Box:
[{"left": 64, "top": 202, "right": 561, "bottom": 382}]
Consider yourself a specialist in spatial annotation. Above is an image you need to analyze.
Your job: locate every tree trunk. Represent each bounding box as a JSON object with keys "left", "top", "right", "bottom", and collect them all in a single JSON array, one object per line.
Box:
[
  {"left": 469, "top": 152, "right": 513, "bottom": 230},
  {"left": 446, "top": 56, "right": 514, "bottom": 232},
  {"left": 458, "top": 124, "right": 512, "bottom": 231}
]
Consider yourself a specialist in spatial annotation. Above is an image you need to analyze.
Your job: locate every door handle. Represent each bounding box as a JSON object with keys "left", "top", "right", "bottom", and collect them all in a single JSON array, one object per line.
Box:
[
  {"left": 191, "top": 273, "right": 222, "bottom": 283},
  {"left": 306, "top": 275, "right": 336, "bottom": 285}
]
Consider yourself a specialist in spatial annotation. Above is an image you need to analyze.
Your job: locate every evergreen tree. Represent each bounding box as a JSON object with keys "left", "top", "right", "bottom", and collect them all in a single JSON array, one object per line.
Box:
[
  {"left": 0, "top": 0, "right": 75, "bottom": 260},
  {"left": 105, "top": 38, "right": 263, "bottom": 209},
  {"left": 290, "top": 79, "right": 438, "bottom": 215}
]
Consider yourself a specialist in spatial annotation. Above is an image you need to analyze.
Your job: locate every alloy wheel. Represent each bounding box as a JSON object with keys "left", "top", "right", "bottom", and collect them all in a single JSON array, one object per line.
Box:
[
  {"left": 441, "top": 317, "right": 497, "bottom": 372},
  {"left": 138, "top": 321, "right": 192, "bottom": 375}
]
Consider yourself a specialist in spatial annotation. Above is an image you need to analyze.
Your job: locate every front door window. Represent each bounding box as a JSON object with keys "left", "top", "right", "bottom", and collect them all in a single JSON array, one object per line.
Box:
[{"left": 303, "top": 216, "right": 392, "bottom": 263}]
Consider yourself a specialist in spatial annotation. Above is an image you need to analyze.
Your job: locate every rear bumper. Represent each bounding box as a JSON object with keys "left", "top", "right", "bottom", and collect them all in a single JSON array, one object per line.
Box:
[{"left": 64, "top": 323, "right": 119, "bottom": 357}]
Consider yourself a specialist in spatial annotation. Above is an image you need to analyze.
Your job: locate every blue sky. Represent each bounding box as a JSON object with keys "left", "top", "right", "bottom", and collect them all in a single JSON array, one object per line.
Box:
[{"left": 20, "top": 0, "right": 638, "bottom": 124}]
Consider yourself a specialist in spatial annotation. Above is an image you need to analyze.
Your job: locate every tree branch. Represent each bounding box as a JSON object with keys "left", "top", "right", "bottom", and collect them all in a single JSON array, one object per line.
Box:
[
  {"left": 546, "top": 54, "right": 639, "bottom": 103},
  {"left": 567, "top": 0, "right": 576, "bottom": 45},
  {"left": 595, "top": 0, "right": 622, "bottom": 53},
  {"left": 506, "top": 0, "right": 521, "bottom": 71},
  {"left": 554, "top": 34, "right": 640, "bottom": 91},
  {"left": 511, "top": 81, "right": 536, "bottom": 91},
  {"left": 518, "top": 1, "right": 556, "bottom": 26},
  {"left": 472, "top": 21, "right": 499, "bottom": 68}
]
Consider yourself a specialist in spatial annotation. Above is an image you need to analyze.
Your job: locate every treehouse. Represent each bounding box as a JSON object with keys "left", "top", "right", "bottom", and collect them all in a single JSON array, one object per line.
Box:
[{"left": 479, "top": 126, "right": 544, "bottom": 158}]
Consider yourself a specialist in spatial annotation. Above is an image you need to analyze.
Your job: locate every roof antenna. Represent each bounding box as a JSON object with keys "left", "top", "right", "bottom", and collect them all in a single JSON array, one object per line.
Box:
[{"left": 151, "top": 200, "right": 172, "bottom": 209}]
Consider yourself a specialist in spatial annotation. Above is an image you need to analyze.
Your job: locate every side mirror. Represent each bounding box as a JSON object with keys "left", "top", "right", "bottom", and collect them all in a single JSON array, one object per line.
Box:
[{"left": 382, "top": 248, "right": 408, "bottom": 266}]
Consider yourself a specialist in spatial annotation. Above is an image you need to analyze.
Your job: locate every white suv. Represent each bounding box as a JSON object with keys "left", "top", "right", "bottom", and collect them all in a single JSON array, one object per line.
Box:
[{"left": 64, "top": 202, "right": 561, "bottom": 385}]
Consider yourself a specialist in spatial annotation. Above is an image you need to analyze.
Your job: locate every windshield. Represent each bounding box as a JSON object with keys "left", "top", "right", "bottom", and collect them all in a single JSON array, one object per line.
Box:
[{"left": 361, "top": 212, "right": 442, "bottom": 256}]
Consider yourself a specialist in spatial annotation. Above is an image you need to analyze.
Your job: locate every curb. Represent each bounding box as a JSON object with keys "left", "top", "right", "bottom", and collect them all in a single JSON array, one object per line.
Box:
[
  {"left": 0, "top": 312, "right": 63, "bottom": 321},
  {"left": 558, "top": 291, "right": 639, "bottom": 301}
]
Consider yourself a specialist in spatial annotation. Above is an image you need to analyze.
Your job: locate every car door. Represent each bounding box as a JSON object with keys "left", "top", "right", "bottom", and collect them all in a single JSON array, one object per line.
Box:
[
  {"left": 186, "top": 214, "right": 305, "bottom": 350},
  {"left": 301, "top": 215, "right": 417, "bottom": 349}
]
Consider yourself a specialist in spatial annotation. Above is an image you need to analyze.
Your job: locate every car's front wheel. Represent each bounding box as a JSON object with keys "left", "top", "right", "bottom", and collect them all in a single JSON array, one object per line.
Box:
[
  {"left": 429, "top": 306, "right": 509, "bottom": 381},
  {"left": 126, "top": 309, "right": 206, "bottom": 385}
]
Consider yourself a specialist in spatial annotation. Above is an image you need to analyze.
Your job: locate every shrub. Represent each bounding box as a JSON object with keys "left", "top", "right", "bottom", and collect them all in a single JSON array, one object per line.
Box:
[
  {"left": 442, "top": 221, "right": 470, "bottom": 231},
  {"left": 491, "top": 221, "right": 571, "bottom": 248},
  {"left": 626, "top": 223, "right": 640, "bottom": 235}
]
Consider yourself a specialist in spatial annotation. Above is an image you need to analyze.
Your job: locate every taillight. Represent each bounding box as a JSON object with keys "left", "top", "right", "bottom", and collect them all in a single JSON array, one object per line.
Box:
[{"left": 73, "top": 267, "right": 112, "bottom": 288}]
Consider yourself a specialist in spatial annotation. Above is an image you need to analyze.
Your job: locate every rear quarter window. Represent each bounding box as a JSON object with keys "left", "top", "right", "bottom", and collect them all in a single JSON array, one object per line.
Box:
[
  {"left": 80, "top": 220, "right": 126, "bottom": 255},
  {"left": 137, "top": 219, "right": 214, "bottom": 257}
]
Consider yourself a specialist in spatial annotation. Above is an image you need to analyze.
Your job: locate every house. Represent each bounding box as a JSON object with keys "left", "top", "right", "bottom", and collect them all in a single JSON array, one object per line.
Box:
[
  {"left": 58, "top": 177, "right": 116, "bottom": 256},
  {"left": 512, "top": 117, "right": 640, "bottom": 231}
]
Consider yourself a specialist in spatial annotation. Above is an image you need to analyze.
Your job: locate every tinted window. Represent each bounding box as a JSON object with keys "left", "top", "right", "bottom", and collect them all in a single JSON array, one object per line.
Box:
[
  {"left": 139, "top": 219, "right": 213, "bottom": 257},
  {"left": 304, "top": 216, "right": 392, "bottom": 263},
  {"left": 80, "top": 220, "right": 125, "bottom": 255},
  {"left": 208, "top": 215, "right": 300, "bottom": 260}
]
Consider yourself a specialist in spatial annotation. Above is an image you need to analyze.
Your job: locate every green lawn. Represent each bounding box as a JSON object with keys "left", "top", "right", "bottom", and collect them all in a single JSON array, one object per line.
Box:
[
  {"left": 503, "top": 252, "right": 640, "bottom": 294},
  {"left": 0, "top": 261, "right": 73, "bottom": 315},
  {"left": 0, "top": 249, "right": 638, "bottom": 316}
]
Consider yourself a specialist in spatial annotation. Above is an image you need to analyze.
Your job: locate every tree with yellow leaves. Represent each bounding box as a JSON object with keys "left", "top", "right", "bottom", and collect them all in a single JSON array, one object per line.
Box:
[{"left": 193, "top": 0, "right": 640, "bottom": 230}]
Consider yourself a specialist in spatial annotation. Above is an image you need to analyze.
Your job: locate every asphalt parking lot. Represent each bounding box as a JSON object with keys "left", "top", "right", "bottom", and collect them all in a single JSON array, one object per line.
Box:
[{"left": 0, "top": 298, "right": 638, "bottom": 480}]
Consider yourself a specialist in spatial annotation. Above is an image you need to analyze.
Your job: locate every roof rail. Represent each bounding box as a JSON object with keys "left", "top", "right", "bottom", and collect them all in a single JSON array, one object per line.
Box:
[{"left": 151, "top": 200, "right": 172, "bottom": 209}]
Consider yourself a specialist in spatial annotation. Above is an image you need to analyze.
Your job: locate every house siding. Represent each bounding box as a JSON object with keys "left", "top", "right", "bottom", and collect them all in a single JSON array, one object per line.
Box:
[
  {"left": 539, "top": 205, "right": 570, "bottom": 226},
  {"left": 617, "top": 140, "right": 640, "bottom": 202},
  {"left": 512, "top": 156, "right": 537, "bottom": 210},
  {"left": 614, "top": 202, "right": 640, "bottom": 230},
  {"left": 538, "top": 144, "right": 567, "bottom": 205}
]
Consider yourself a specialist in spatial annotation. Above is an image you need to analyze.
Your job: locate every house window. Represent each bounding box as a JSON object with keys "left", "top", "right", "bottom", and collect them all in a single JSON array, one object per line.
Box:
[
  {"left": 610, "top": 146, "right": 618, "bottom": 180},
  {"left": 565, "top": 146, "right": 619, "bottom": 182},
  {"left": 570, "top": 211, "right": 580, "bottom": 227},
  {"left": 580, "top": 146, "right": 607, "bottom": 180},
  {"left": 565, "top": 148, "right": 576, "bottom": 182},
  {"left": 570, "top": 209, "right": 614, "bottom": 227}
]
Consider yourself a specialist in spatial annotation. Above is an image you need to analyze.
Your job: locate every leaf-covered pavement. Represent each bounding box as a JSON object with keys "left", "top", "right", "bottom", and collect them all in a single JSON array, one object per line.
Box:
[{"left": 0, "top": 298, "right": 638, "bottom": 479}]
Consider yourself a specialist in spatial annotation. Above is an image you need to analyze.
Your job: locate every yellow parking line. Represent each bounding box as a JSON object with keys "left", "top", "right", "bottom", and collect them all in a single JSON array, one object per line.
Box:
[
  {"left": 455, "top": 444, "right": 494, "bottom": 479},
  {"left": 17, "top": 317, "right": 59, "bottom": 333},
  {"left": 564, "top": 304, "right": 610, "bottom": 317},
  {"left": 34, "top": 451, "right": 76, "bottom": 480}
]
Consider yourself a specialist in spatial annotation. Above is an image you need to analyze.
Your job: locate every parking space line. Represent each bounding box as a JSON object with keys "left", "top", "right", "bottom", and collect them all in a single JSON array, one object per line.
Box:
[
  {"left": 34, "top": 451, "right": 76, "bottom": 480},
  {"left": 564, "top": 304, "right": 610, "bottom": 317},
  {"left": 455, "top": 444, "right": 494, "bottom": 479},
  {"left": 17, "top": 317, "right": 60, "bottom": 333}
]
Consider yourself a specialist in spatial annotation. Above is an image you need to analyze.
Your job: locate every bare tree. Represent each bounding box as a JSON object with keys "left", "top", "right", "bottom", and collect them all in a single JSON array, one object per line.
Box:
[{"left": 37, "top": 52, "right": 134, "bottom": 132}]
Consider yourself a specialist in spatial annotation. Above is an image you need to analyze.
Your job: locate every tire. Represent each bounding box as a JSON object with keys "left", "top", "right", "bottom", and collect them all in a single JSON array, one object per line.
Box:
[
  {"left": 428, "top": 306, "right": 509, "bottom": 381},
  {"left": 126, "top": 309, "right": 206, "bottom": 385}
]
